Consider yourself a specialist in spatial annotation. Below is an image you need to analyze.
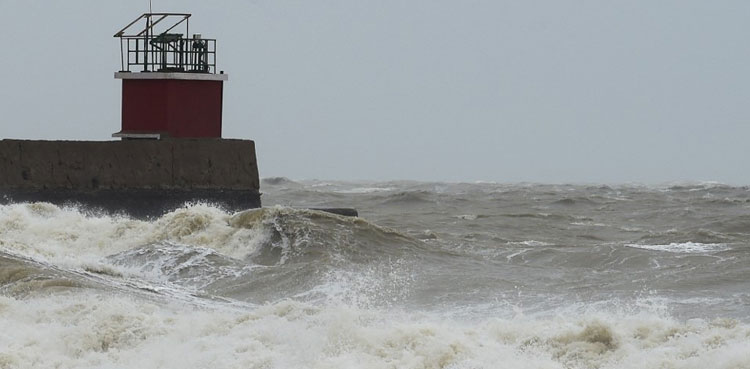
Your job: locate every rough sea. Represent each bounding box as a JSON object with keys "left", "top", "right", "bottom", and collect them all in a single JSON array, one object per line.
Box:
[{"left": 1, "top": 179, "right": 750, "bottom": 368}]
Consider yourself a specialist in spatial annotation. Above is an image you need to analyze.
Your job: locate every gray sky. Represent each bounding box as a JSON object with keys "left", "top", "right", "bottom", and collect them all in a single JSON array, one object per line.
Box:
[{"left": 1, "top": 1, "right": 748, "bottom": 184}]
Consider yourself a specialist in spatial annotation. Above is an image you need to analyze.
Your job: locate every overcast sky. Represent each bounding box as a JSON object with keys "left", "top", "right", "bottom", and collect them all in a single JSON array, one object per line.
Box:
[{"left": 1, "top": 1, "right": 748, "bottom": 184}]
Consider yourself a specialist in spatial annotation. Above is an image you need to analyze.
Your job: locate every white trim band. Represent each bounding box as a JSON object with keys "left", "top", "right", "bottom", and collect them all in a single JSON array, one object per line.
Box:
[{"left": 115, "top": 72, "right": 228, "bottom": 81}]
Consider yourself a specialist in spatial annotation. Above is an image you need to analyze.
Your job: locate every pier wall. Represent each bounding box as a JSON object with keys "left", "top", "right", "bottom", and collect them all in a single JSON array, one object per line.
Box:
[{"left": 0, "top": 139, "right": 260, "bottom": 217}]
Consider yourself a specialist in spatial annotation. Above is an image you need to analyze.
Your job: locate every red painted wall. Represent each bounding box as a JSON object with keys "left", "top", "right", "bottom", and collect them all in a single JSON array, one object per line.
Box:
[{"left": 121, "top": 79, "right": 223, "bottom": 138}]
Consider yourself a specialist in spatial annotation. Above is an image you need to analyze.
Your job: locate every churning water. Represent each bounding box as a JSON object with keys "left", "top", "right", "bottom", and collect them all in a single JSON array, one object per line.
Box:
[{"left": 1, "top": 179, "right": 750, "bottom": 368}]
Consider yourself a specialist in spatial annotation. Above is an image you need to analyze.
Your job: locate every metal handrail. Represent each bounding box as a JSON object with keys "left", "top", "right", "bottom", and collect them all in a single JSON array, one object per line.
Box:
[
  {"left": 115, "top": 13, "right": 219, "bottom": 74},
  {"left": 121, "top": 36, "right": 217, "bottom": 73}
]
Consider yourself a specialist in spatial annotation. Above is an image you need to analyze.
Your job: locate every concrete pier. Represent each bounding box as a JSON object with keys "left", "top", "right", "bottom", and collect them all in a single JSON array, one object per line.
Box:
[{"left": 0, "top": 139, "right": 261, "bottom": 217}]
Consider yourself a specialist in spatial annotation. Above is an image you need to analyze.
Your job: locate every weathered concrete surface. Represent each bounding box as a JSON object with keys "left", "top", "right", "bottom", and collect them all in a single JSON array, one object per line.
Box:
[
  {"left": 0, "top": 139, "right": 260, "bottom": 217},
  {"left": 0, "top": 139, "right": 259, "bottom": 191}
]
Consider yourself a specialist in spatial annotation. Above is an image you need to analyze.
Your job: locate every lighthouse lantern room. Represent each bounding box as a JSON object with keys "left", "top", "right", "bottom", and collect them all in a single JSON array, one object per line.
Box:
[{"left": 113, "top": 13, "right": 227, "bottom": 139}]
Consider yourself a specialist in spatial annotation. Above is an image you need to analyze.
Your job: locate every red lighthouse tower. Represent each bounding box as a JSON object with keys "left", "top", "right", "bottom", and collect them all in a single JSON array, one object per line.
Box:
[{"left": 113, "top": 13, "right": 226, "bottom": 139}]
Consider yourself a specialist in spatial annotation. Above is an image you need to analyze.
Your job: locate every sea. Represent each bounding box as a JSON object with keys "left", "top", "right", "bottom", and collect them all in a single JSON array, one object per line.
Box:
[{"left": 1, "top": 179, "right": 749, "bottom": 368}]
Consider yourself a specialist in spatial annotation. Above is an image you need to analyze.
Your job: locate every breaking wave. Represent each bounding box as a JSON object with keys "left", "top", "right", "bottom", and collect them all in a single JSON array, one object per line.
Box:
[{"left": 3, "top": 180, "right": 750, "bottom": 368}]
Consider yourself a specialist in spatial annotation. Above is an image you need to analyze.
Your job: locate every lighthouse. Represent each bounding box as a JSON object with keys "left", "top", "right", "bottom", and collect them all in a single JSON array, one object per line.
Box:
[
  {"left": 113, "top": 13, "right": 227, "bottom": 139},
  {"left": 0, "top": 12, "right": 261, "bottom": 217}
]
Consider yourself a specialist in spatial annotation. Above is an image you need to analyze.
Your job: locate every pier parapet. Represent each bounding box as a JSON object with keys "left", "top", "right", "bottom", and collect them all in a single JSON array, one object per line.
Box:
[{"left": 0, "top": 139, "right": 260, "bottom": 217}]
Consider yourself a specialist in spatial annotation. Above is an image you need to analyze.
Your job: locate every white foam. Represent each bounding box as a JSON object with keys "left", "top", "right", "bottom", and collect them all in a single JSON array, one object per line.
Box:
[
  {"left": 1, "top": 293, "right": 749, "bottom": 369},
  {"left": 571, "top": 222, "right": 608, "bottom": 227},
  {"left": 625, "top": 242, "right": 730, "bottom": 254},
  {"left": 508, "top": 240, "right": 552, "bottom": 247},
  {"left": 0, "top": 203, "right": 268, "bottom": 266},
  {"left": 333, "top": 187, "right": 395, "bottom": 194}
]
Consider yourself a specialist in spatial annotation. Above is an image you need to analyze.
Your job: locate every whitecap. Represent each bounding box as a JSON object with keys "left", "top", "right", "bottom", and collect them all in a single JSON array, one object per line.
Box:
[
  {"left": 333, "top": 187, "right": 395, "bottom": 194},
  {"left": 625, "top": 242, "right": 730, "bottom": 254},
  {"left": 507, "top": 240, "right": 552, "bottom": 247},
  {"left": 570, "top": 222, "right": 608, "bottom": 227}
]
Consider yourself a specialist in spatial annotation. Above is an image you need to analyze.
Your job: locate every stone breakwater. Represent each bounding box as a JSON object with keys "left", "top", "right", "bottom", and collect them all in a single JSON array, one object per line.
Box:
[{"left": 0, "top": 139, "right": 260, "bottom": 217}]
